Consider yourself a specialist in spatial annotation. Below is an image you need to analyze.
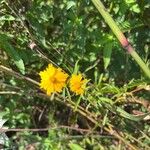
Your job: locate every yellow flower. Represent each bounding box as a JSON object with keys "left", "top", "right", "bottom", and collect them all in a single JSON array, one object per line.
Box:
[
  {"left": 69, "top": 74, "right": 88, "bottom": 95},
  {"left": 39, "top": 64, "right": 68, "bottom": 95}
]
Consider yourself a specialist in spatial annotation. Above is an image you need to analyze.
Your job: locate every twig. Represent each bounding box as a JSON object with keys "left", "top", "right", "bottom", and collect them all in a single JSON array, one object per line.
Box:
[
  {"left": 0, "top": 65, "right": 39, "bottom": 87},
  {"left": 0, "top": 91, "right": 20, "bottom": 95},
  {"left": 0, "top": 125, "right": 98, "bottom": 134}
]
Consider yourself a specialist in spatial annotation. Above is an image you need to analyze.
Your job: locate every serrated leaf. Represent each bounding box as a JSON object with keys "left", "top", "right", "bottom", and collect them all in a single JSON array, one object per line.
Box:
[
  {"left": 103, "top": 42, "right": 113, "bottom": 69},
  {"left": 0, "top": 34, "right": 25, "bottom": 74}
]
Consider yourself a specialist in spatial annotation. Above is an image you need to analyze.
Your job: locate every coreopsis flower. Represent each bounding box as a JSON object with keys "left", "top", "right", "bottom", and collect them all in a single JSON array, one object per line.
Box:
[
  {"left": 69, "top": 74, "right": 88, "bottom": 95},
  {"left": 39, "top": 64, "right": 68, "bottom": 95}
]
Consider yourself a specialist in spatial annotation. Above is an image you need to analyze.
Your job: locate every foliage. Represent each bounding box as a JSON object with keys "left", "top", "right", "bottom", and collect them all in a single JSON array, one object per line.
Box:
[{"left": 0, "top": 0, "right": 150, "bottom": 149}]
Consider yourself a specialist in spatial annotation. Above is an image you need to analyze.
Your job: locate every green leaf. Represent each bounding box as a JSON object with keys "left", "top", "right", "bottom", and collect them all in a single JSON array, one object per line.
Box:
[
  {"left": 73, "top": 60, "right": 80, "bottom": 74},
  {"left": 131, "top": 4, "right": 140, "bottom": 13},
  {"left": 66, "top": 1, "right": 76, "bottom": 10},
  {"left": 0, "top": 15, "right": 15, "bottom": 21},
  {"left": 103, "top": 42, "right": 113, "bottom": 69},
  {"left": 69, "top": 143, "right": 84, "bottom": 150},
  {"left": 116, "top": 107, "right": 150, "bottom": 121},
  {"left": 74, "top": 96, "right": 82, "bottom": 111},
  {"left": 0, "top": 34, "right": 25, "bottom": 74},
  {"left": 98, "top": 97, "right": 113, "bottom": 105},
  {"left": 0, "top": 112, "right": 7, "bottom": 119}
]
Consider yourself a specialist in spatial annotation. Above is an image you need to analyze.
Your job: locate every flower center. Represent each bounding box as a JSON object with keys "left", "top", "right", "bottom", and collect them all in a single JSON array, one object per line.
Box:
[
  {"left": 75, "top": 83, "right": 82, "bottom": 90},
  {"left": 51, "top": 77, "right": 58, "bottom": 84}
]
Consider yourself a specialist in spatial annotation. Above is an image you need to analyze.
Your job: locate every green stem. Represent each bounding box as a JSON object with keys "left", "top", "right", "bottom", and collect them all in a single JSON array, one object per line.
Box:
[
  {"left": 92, "top": 0, "right": 150, "bottom": 79},
  {"left": 130, "top": 50, "right": 150, "bottom": 79}
]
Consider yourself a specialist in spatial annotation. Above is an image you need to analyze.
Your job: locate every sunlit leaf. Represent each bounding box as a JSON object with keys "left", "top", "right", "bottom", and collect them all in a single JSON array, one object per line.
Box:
[
  {"left": 103, "top": 42, "right": 113, "bottom": 70},
  {"left": 69, "top": 143, "right": 84, "bottom": 150},
  {"left": 0, "top": 15, "right": 15, "bottom": 21},
  {"left": 66, "top": 1, "right": 76, "bottom": 10}
]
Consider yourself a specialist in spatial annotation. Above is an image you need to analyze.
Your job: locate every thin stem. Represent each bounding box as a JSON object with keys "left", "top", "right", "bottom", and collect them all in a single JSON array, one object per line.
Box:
[
  {"left": 130, "top": 50, "right": 150, "bottom": 78},
  {"left": 0, "top": 125, "right": 98, "bottom": 133},
  {"left": 0, "top": 91, "right": 20, "bottom": 95},
  {"left": 0, "top": 65, "right": 39, "bottom": 86}
]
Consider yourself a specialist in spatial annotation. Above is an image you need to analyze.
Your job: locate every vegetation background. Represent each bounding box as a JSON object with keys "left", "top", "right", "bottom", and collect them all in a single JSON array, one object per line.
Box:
[{"left": 0, "top": 0, "right": 150, "bottom": 149}]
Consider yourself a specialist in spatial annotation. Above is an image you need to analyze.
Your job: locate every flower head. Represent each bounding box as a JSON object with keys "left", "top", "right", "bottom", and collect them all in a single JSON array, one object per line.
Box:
[
  {"left": 69, "top": 74, "right": 88, "bottom": 95},
  {"left": 39, "top": 64, "right": 68, "bottom": 95}
]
